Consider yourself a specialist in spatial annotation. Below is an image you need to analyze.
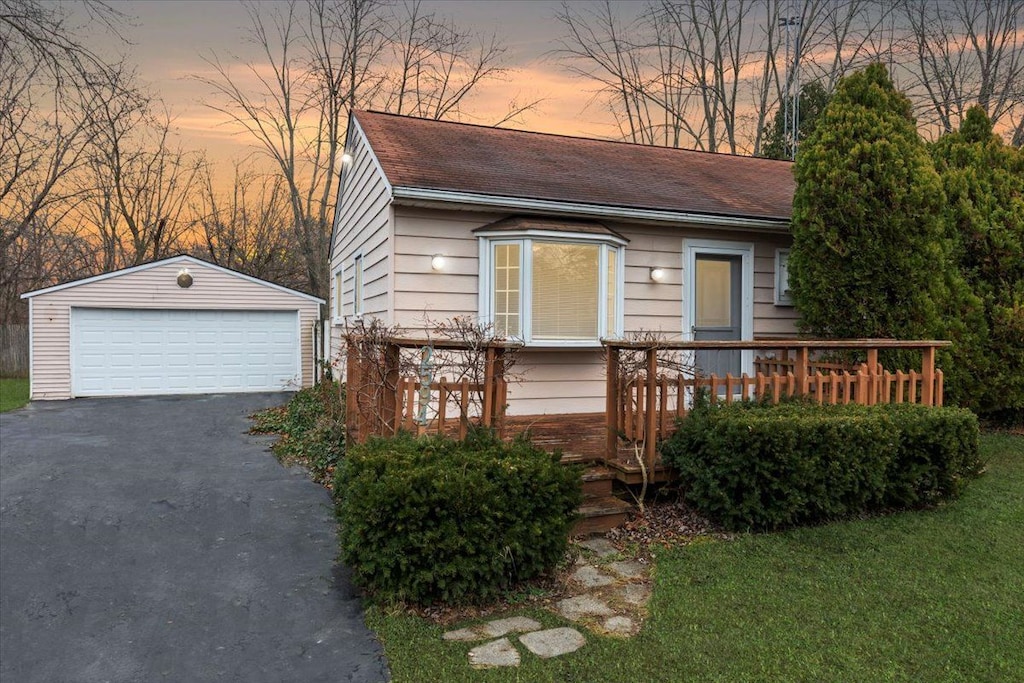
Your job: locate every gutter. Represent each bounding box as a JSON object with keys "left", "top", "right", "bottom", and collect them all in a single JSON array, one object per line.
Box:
[{"left": 391, "top": 187, "right": 791, "bottom": 232}]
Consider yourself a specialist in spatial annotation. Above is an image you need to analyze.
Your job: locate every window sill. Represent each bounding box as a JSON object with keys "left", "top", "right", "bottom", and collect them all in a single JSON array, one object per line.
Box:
[{"left": 519, "top": 340, "right": 606, "bottom": 350}]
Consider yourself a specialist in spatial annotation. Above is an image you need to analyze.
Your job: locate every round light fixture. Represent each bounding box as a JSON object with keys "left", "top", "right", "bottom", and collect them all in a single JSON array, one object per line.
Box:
[
  {"left": 431, "top": 254, "right": 446, "bottom": 271},
  {"left": 650, "top": 267, "right": 666, "bottom": 282},
  {"left": 177, "top": 268, "right": 193, "bottom": 288}
]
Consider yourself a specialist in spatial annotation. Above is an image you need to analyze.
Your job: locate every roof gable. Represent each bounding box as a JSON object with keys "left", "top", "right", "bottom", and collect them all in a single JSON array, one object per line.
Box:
[
  {"left": 353, "top": 111, "right": 795, "bottom": 222},
  {"left": 21, "top": 255, "right": 325, "bottom": 303}
]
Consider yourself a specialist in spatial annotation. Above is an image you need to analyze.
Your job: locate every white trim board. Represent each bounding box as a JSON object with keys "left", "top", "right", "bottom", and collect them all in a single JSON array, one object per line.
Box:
[{"left": 393, "top": 187, "right": 790, "bottom": 232}]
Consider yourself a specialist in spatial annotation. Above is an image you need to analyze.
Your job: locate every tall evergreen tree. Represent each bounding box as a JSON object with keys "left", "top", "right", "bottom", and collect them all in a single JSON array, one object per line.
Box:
[
  {"left": 760, "top": 81, "right": 830, "bottom": 161},
  {"left": 931, "top": 106, "right": 1024, "bottom": 422},
  {"left": 789, "top": 64, "right": 948, "bottom": 346}
]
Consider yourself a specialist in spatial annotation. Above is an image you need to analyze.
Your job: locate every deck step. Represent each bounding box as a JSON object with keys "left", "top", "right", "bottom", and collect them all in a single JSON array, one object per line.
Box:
[
  {"left": 560, "top": 452, "right": 603, "bottom": 466},
  {"left": 581, "top": 465, "right": 614, "bottom": 498},
  {"left": 572, "top": 495, "right": 633, "bottom": 535},
  {"left": 603, "top": 458, "right": 678, "bottom": 485}
]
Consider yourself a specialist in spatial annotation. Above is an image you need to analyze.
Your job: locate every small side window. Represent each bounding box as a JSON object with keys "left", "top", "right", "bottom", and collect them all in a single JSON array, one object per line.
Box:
[
  {"left": 775, "top": 249, "right": 793, "bottom": 306},
  {"left": 353, "top": 254, "right": 364, "bottom": 316},
  {"left": 333, "top": 268, "right": 344, "bottom": 321}
]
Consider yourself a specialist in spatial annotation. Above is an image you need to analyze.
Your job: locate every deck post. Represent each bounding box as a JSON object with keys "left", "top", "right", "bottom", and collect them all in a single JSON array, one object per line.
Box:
[
  {"left": 795, "top": 346, "right": 809, "bottom": 396},
  {"left": 645, "top": 347, "right": 657, "bottom": 473},
  {"left": 866, "top": 348, "right": 879, "bottom": 405},
  {"left": 482, "top": 345, "right": 495, "bottom": 427},
  {"left": 382, "top": 342, "right": 400, "bottom": 435},
  {"left": 345, "top": 338, "right": 362, "bottom": 444},
  {"left": 606, "top": 346, "right": 619, "bottom": 461},
  {"left": 921, "top": 345, "right": 936, "bottom": 406},
  {"left": 493, "top": 347, "right": 507, "bottom": 436}
]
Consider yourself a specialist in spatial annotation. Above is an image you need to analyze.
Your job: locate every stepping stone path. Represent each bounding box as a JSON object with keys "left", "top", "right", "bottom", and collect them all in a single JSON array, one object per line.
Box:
[
  {"left": 443, "top": 536, "right": 652, "bottom": 668},
  {"left": 519, "top": 628, "right": 586, "bottom": 659},
  {"left": 468, "top": 638, "right": 520, "bottom": 668}
]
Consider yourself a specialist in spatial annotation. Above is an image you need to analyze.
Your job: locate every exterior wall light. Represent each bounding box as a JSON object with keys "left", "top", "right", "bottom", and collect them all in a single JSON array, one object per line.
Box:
[
  {"left": 650, "top": 267, "right": 666, "bottom": 282},
  {"left": 431, "top": 254, "right": 446, "bottom": 271},
  {"left": 177, "top": 268, "right": 193, "bottom": 288},
  {"left": 341, "top": 153, "right": 353, "bottom": 165}
]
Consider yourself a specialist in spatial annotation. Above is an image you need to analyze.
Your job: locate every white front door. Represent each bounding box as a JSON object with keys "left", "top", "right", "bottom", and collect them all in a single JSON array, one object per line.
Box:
[
  {"left": 682, "top": 239, "right": 755, "bottom": 377},
  {"left": 71, "top": 308, "right": 300, "bottom": 397}
]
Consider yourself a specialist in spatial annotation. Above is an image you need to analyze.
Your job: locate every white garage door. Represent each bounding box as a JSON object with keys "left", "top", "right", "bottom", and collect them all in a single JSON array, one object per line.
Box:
[{"left": 71, "top": 308, "right": 300, "bottom": 396}]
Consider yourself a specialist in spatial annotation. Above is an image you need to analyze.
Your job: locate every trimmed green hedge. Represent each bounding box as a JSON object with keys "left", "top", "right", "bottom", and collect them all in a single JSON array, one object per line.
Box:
[
  {"left": 335, "top": 430, "right": 582, "bottom": 605},
  {"left": 660, "top": 401, "right": 980, "bottom": 531}
]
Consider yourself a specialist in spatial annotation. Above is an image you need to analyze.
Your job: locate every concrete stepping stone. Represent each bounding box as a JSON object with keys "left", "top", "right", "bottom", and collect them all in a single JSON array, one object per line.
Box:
[
  {"left": 603, "top": 615, "right": 636, "bottom": 636},
  {"left": 578, "top": 537, "right": 618, "bottom": 558},
  {"left": 481, "top": 616, "right": 542, "bottom": 638},
  {"left": 607, "top": 560, "right": 646, "bottom": 580},
  {"left": 570, "top": 565, "right": 616, "bottom": 588},
  {"left": 468, "top": 638, "right": 520, "bottom": 668},
  {"left": 519, "top": 627, "right": 586, "bottom": 659},
  {"left": 556, "top": 595, "right": 614, "bottom": 622},
  {"left": 444, "top": 615, "right": 542, "bottom": 641},
  {"left": 442, "top": 627, "right": 481, "bottom": 642},
  {"left": 617, "top": 583, "right": 652, "bottom": 606}
]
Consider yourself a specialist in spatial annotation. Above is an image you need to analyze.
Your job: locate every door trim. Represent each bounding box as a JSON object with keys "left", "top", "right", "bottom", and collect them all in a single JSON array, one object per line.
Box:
[{"left": 681, "top": 239, "right": 755, "bottom": 373}]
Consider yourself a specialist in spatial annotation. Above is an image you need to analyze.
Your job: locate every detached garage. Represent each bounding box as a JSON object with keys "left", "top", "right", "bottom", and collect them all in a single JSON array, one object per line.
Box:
[{"left": 21, "top": 255, "right": 324, "bottom": 400}]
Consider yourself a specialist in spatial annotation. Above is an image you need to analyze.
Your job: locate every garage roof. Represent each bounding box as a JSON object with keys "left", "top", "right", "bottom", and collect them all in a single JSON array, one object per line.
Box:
[{"left": 21, "top": 255, "right": 325, "bottom": 303}]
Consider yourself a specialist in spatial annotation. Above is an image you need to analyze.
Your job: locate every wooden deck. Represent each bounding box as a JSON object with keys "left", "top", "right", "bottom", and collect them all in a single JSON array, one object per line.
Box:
[{"left": 504, "top": 413, "right": 677, "bottom": 485}]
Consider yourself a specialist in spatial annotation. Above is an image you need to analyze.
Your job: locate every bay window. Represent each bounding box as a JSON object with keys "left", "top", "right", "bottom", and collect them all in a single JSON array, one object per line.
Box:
[{"left": 481, "top": 233, "right": 624, "bottom": 345}]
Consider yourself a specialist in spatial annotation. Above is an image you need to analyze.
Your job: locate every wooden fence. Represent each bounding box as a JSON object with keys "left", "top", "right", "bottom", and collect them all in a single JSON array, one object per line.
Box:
[
  {"left": 1, "top": 325, "right": 29, "bottom": 377},
  {"left": 606, "top": 339, "right": 952, "bottom": 470}
]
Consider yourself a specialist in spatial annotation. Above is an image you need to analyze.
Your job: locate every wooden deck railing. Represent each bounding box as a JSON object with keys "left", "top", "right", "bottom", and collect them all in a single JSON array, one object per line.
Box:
[
  {"left": 345, "top": 335, "right": 516, "bottom": 444},
  {"left": 605, "top": 339, "right": 952, "bottom": 472}
]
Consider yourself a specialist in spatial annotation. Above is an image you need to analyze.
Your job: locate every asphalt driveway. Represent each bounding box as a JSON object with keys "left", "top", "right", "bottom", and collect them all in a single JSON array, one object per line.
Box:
[{"left": 0, "top": 394, "right": 389, "bottom": 682}]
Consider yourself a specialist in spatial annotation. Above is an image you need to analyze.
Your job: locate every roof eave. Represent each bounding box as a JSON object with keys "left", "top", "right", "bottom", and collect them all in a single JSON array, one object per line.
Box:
[{"left": 391, "top": 187, "right": 791, "bottom": 232}]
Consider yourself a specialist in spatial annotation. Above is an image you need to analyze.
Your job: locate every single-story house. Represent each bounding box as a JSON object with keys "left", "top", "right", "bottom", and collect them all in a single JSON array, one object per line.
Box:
[
  {"left": 21, "top": 255, "right": 324, "bottom": 400},
  {"left": 329, "top": 111, "right": 797, "bottom": 415}
]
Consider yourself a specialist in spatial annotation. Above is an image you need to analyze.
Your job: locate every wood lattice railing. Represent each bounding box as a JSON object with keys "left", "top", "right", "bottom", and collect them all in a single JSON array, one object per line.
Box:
[{"left": 605, "top": 339, "right": 952, "bottom": 471}]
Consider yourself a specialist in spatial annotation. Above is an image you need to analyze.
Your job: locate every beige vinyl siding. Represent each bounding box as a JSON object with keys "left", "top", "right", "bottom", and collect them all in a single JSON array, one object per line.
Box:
[
  {"left": 506, "top": 350, "right": 605, "bottom": 414},
  {"left": 392, "top": 208, "right": 482, "bottom": 327},
  {"left": 387, "top": 208, "right": 796, "bottom": 415},
  {"left": 28, "top": 261, "right": 320, "bottom": 400},
  {"left": 329, "top": 119, "right": 393, "bottom": 363}
]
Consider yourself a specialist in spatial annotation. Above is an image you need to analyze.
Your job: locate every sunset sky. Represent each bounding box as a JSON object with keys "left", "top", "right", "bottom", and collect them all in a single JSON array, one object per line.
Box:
[{"left": 104, "top": 0, "right": 625, "bottom": 169}]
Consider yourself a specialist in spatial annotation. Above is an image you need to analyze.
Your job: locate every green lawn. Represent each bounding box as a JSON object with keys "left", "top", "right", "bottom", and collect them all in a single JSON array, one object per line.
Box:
[
  {"left": 0, "top": 377, "right": 29, "bottom": 412},
  {"left": 370, "top": 433, "right": 1024, "bottom": 682}
]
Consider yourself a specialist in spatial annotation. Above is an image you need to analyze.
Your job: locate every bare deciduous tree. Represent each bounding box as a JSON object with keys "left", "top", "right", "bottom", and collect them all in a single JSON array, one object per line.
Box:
[
  {"left": 81, "top": 79, "right": 206, "bottom": 270},
  {"left": 0, "top": 211, "right": 96, "bottom": 324},
  {"left": 198, "top": 0, "right": 537, "bottom": 299},
  {"left": 898, "top": 0, "right": 1023, "bottom": 136},
  {"left": 193, "top": 162, "right": 307, "bottom": 290},
  {"left": 197, "top": 0, "right": 384, "bottom": 300},
  {"left": 555, "top": 0, "right": 1020, "bottom": 152},
  {"left": 0, "top": 0, "right": 126, "bottom": 257}
]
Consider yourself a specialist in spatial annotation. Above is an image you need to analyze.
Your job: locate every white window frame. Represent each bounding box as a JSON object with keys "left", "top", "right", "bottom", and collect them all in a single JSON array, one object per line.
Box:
[
  {"left": 352, "top": 252, "right": 364, "bottom": 317},
  {"left": 478, "top": 230, "right": 626, "bottom": 347},
  {"left": 775, "top": 248, "right": 793, "bottom": 306},
  {"left": 332, "top": 266, "right": 344, "bottom": 323}
]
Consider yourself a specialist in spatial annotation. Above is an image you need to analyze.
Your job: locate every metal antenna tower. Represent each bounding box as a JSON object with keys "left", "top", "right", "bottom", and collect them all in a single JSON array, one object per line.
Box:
[{"left": 779, "top": 2, "right": 802, "bottom": 160}]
